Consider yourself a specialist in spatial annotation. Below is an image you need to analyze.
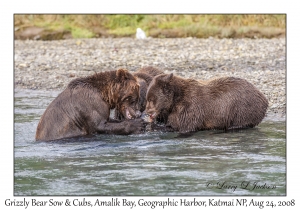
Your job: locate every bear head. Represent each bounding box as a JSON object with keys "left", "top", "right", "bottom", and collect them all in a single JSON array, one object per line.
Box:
[
  {"left": 114, "top": 69, "right": 141, "bottom": 120},
  {"left": 146, "top": 73, "right": 175, "bottom": 121}
]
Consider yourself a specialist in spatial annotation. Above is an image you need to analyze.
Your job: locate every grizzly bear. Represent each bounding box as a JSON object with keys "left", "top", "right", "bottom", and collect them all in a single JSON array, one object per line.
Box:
[
  {"left": 146, "top": 74, "right": 268, "bottom": 132},
  {"left": 35, "top": 68, "right": 145, "bottom": 141},
  {"left": 114, "top": 66, "right": 164, "bottom": 120}
]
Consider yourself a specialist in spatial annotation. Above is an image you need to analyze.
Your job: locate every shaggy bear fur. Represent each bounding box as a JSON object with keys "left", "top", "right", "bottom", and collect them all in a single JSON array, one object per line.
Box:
[
  {"left": 36, "top": 69, "right": 145, "bottom": 141},
  {"left": 146, "top": 74, "right": 268, "bottom": 132}
]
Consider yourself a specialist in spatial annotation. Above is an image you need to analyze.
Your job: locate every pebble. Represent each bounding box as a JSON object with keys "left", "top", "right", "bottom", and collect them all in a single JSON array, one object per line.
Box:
[{"left": 14, "top": 38, "right": 286, "bottom": 118}]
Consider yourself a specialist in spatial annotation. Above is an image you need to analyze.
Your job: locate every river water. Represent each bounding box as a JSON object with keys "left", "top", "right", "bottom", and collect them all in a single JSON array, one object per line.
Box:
[{"left": 14, "top": 89, "right": 286, "bottom": 196}]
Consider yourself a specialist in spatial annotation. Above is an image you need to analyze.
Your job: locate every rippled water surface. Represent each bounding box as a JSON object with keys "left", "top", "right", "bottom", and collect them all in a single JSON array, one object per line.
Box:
[{"left": 14, "top": 89, "right": 286, "bottom": 196}]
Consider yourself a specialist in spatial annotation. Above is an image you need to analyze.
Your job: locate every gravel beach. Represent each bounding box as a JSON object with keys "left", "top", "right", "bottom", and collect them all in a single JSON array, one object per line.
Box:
[{"left": 14, "top": 37, "right": 286, "bottom": 119}]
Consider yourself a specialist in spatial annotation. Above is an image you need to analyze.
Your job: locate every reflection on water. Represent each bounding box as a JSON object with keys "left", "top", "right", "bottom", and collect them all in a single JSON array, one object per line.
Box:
[{"left": 14, "top": 89, "right": 286, "bottom": 196}]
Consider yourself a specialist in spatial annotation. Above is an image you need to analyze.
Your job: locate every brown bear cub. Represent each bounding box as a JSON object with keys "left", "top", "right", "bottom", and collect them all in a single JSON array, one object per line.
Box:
[
  {"left": 114, "top": 66, "right": 164, "bottom": 120},
  {"left": 35, "top": 68, "right": 145, "bottom": 141},
  {"left": 146, "top": 74, "right": 268, "bottom": 133}
]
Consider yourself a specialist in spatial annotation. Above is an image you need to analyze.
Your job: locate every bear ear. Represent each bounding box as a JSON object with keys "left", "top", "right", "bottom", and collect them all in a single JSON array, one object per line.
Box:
[
  {"left": 116, "top": 68, "right": 131, "bottom": 80},
  {"left": 164, "top": 73, "right": 173, "bottom": 83}
]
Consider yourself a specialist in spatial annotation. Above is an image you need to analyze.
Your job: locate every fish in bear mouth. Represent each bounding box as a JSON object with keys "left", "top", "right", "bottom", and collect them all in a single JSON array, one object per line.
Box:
[
  {"left": 149, "top": 112, "right": 157, "bottom": 120},
  {"left": 140, "top": 112, "right": 154, "bottom": 123},
  {"left": 125, "top": 108, "right": 141, "bottom": 120}
]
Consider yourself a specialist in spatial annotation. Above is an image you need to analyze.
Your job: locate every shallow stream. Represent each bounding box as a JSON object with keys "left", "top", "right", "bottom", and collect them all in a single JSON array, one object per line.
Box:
[{"left": 14, "top": 89, "right": 286, "bottom": 196}]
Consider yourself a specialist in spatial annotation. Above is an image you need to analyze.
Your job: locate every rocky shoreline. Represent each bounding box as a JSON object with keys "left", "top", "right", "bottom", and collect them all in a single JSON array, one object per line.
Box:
[{"left": 14, "top": 38, "right": 286, "bottom": 120}]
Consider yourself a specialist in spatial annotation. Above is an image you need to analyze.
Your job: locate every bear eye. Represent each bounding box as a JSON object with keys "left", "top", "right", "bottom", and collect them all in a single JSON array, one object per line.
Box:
[{"left": 124, "top": 96, "right": 132, "bottom": 101}]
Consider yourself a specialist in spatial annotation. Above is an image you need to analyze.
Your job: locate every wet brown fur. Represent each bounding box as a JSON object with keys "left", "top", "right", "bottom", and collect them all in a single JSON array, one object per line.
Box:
[
  {"left": 146, "top": 74, "right": 268, "bottom": 132},
  {"left": 36, "top": 69, "right": 144, "bottom": 141}
]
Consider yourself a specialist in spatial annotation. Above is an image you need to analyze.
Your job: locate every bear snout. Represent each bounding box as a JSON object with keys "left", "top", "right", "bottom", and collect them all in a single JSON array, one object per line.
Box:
[
  {"left": 126, "top": 106, "right": 141, "bottom": 119},
  {"left": 145, "top": 107, "right": 157, "bottom": 120}
]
